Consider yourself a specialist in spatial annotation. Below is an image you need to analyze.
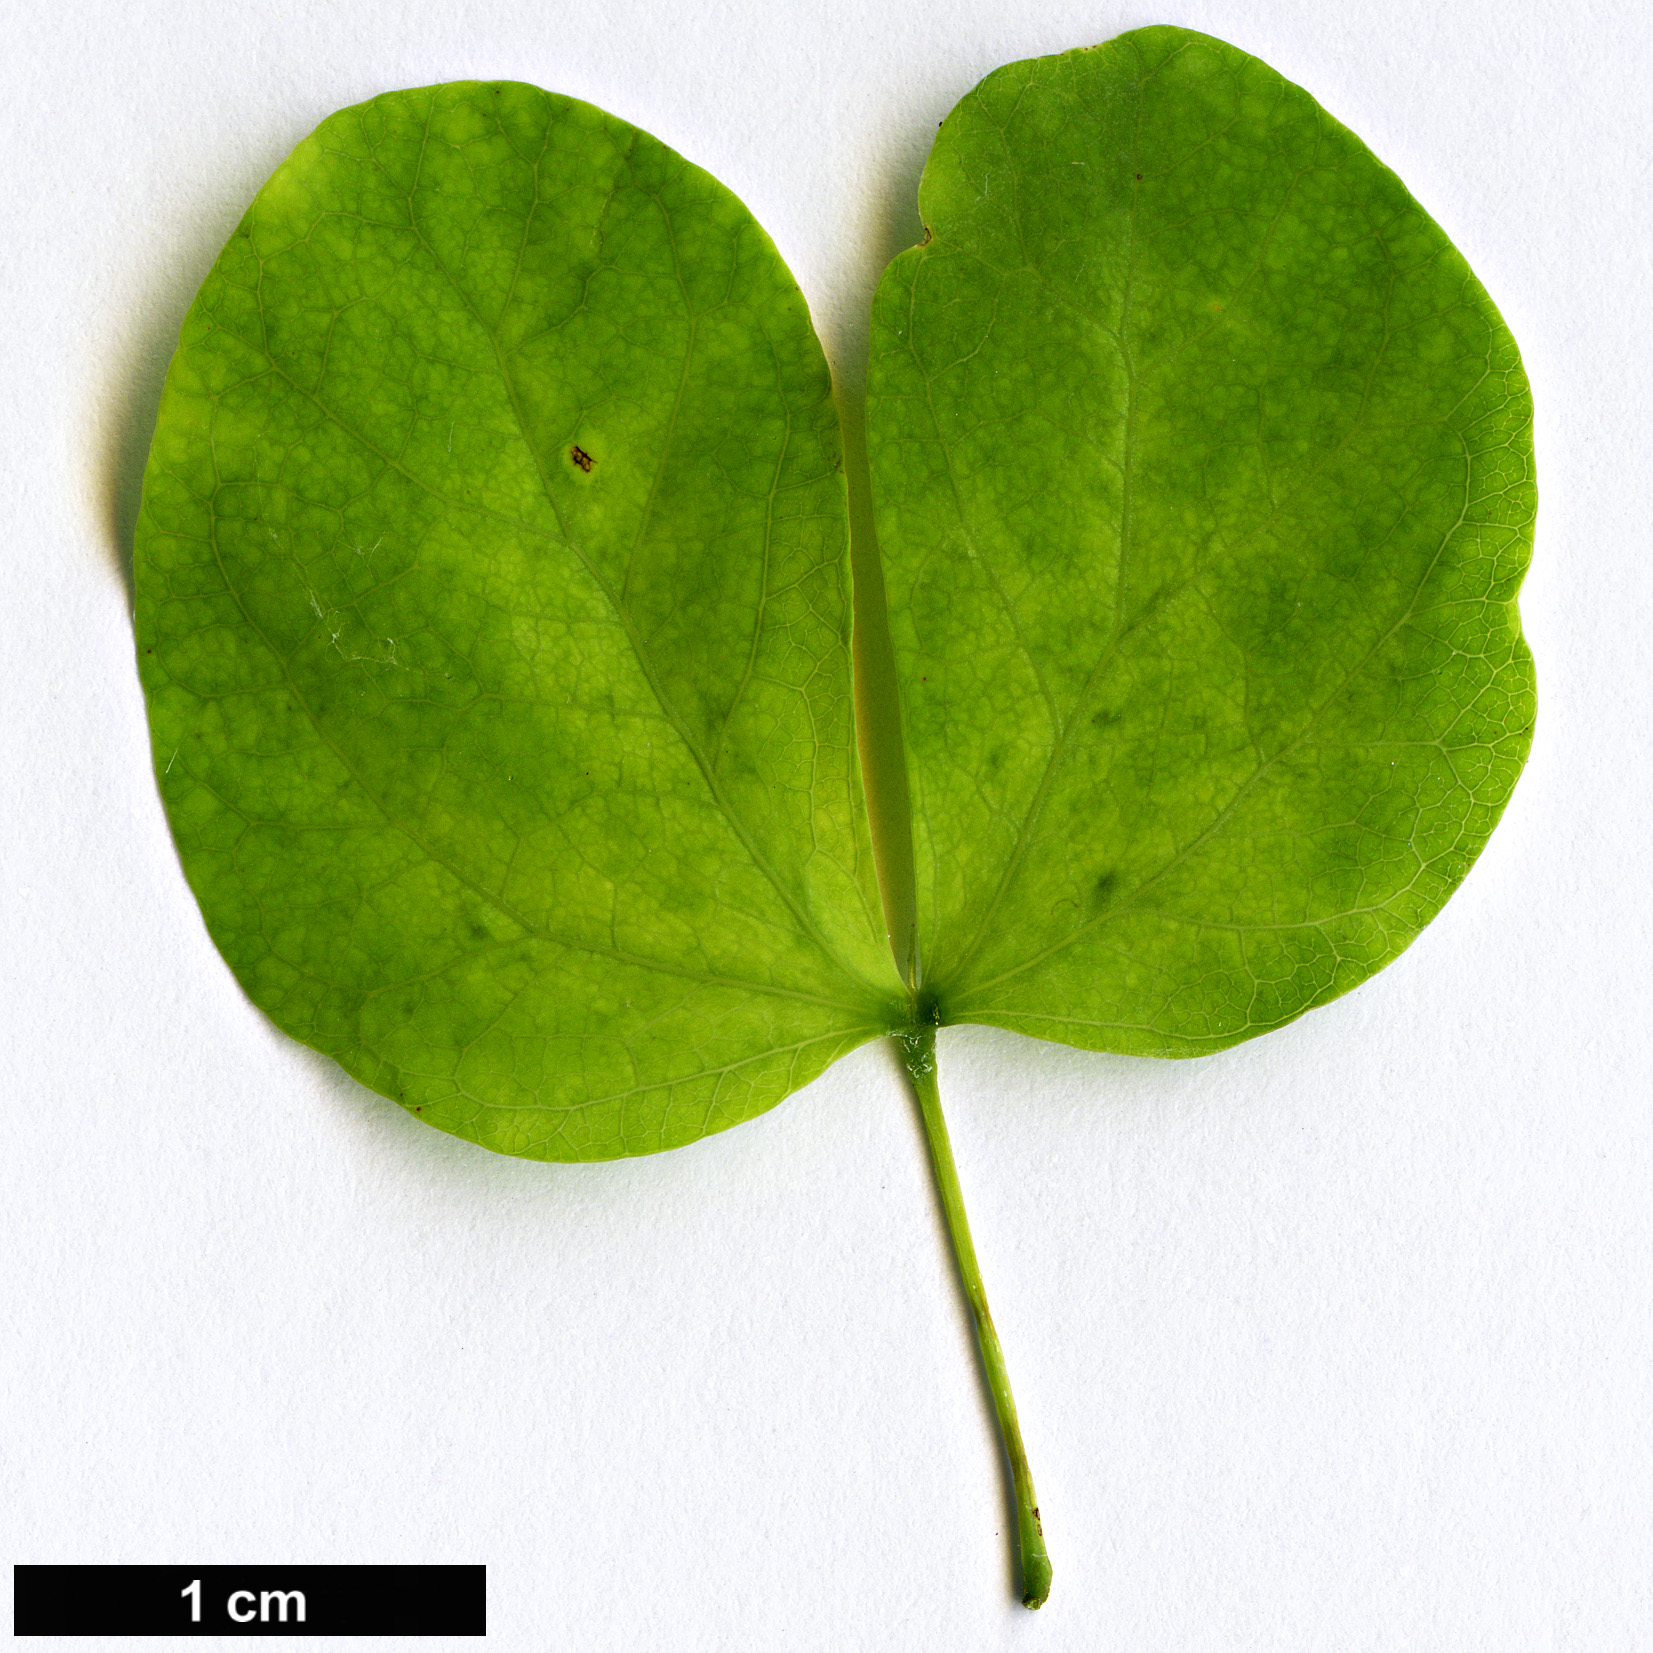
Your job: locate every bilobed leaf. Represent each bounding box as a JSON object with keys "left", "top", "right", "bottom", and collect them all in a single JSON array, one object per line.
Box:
[
  {"left": 134, "top": 29, "right": 1533, "bottom": 1609},
  {"left": 137, "top": 82, "right": 900, "bottom": 1160},
  {"left": 864, "top": 26, "right": 1534, "bottom": 1049}
]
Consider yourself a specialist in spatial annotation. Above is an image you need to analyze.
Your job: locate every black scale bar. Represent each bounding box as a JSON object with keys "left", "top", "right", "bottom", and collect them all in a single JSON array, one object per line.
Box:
[{"left": 12, "top": 1566, "right": 485, "bottom": 1637}]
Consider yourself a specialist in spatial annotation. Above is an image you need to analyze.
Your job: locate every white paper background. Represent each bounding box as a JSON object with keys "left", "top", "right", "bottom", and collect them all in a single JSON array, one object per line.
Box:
[{"left": 3, "top": 0, "right": 1649, "bottom": 1647}]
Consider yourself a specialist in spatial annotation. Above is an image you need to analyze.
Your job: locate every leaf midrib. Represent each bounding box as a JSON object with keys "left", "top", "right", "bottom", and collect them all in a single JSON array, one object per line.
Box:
[
  {"left": 925, "top": 64, "right": 1151, "bottom": 995},
  {"left": 398, "top": 105, "right": 877, "bottom": 999}
]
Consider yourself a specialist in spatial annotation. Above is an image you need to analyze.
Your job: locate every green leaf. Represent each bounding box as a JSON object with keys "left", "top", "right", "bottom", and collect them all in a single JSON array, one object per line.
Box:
[
  {"left": 864, "top": 26, "right": 1534, "bottom": 1052},
  {"left": 136, "top": 81, "right": 902, "bottom": 1161},
  {"left": 134, "top": 31, "right": 1533, "bottom": 1611},
  {"left": 137, "top": 38, "right": 1533, "bottom": 1149}
]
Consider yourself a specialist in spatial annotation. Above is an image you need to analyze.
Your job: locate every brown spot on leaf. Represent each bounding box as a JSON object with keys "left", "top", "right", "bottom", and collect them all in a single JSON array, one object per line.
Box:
[{"left": 570, "top": 445, "right": 593, "bottom": 473}]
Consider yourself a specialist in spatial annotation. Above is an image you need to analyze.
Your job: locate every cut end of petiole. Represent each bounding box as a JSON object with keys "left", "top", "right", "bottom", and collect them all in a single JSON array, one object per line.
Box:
[{"left": 1019, "top": 1504, "right": 1053, "bottom": 1608}]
